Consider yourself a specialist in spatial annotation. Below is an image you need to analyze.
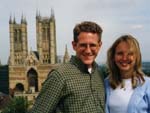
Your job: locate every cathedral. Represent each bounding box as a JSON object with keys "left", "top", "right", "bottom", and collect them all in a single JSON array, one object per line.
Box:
[{"left": 8, "top": 10, "right": 70, "bottom": 95}]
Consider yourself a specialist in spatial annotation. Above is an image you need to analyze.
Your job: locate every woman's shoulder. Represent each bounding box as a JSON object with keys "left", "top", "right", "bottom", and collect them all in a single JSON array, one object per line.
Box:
[
  {"left": 141, "top": 76, "right": 150, "bottom": 91},
  {"left": 104, "top": 76, "right": 110, "bottom": 87},
  {"left": 142, "top": 76, "right": 150, "bottom": 96},
  {"left": 144, "top": 76, "right": 150, "bottom": 82},
  {"left": 104, "top": 76, "right": 109, "bottom": 83}
]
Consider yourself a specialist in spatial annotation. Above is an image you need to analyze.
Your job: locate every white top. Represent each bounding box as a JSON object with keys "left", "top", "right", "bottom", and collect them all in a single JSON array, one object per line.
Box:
[{"left": 108, "top": 78, "right": 134, "bottom": 113}]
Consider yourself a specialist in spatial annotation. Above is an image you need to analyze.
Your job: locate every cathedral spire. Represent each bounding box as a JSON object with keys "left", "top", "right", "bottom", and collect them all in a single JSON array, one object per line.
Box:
[
  {"left": 63, "top": 45, "right": 70, "bottom": 63},
  {"left": 13, "top": 16, "right": 16, "bottom": 24},
  {"left": 50, "top": 8, "right": 55, "bottom": 20},
  {"left": 21, "top": 14, "right": 27, "bottom": 24},
  {"left": 36, "top": 10, "right": 41, "bottom": 20},
  {"left": 9, "top": 15, "right": 12, "bottom": 24},
  {"left": 21, "top": 13, "right": 24, "bottom": 23}
]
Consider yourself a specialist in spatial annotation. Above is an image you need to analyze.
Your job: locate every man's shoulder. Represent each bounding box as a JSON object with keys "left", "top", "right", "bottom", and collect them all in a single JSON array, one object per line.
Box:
[
  {"left": 51, "top": 62, "right": 80, "bottom": 76},
  {"left": 57, "top": 62, "right": 76, "bottom": 71}
]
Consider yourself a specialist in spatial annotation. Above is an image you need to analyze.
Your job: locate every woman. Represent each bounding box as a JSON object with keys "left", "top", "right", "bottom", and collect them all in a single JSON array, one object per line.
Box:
[{"left": 105, "top": 34, "right": 150, "bottom": 113}]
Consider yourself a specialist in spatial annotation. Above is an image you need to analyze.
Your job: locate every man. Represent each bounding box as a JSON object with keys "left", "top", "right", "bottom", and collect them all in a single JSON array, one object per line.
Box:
[{"left": 29, "top": 21, "right": 105, "bottom": 113}]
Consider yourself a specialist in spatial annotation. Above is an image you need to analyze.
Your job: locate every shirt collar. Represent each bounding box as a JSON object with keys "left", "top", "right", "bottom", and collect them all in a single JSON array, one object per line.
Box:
[{"left": 70, "top": 55, "right": 97, "bottom": 74}]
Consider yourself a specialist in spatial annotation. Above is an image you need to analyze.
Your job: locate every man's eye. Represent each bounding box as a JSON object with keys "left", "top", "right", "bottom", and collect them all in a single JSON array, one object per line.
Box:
[
  {"left": 79, "top": 44, "right": 87, "bottom": 48},
  {"left": 90, "top": 44, "right": 97, "bottom": 48},
  {"left": 78, "top": 43, "right": 98, "bottom": 49}
]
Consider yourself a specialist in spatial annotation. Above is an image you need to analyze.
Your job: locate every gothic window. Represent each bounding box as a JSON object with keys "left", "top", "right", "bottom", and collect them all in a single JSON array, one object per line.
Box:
[
  {"left": 47, "top": 28, "right": 50, "bottom": 38},
  {"left": 42, "top": 28, "right": 46, "bottom": 40},
  {"left": 14, "top": 30, "right": 17, "bottom": 42},
  {"left": 27, "top": 69, "right": 38, "bottom": 92},
  {"left": 48, "top": 59, "right": 50, "bottom": 63},
  {"left": 14, "top": 29, "right": 23, "bottom": 51},
  {"left": 18, "top": 29, "right": 22, "bottom": 43},
  {"left": 15, "top": 83, "right": 24, "bottom": 92}
]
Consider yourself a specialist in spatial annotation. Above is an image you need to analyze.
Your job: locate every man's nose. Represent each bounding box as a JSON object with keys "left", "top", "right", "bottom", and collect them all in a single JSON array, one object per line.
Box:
[{"left": 85, "top": 45, "right": 92, "bottom": 52}]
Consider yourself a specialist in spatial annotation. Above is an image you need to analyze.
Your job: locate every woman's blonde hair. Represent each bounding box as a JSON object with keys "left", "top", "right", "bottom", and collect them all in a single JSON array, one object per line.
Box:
[{"left": 107, "top": 34, "right": 145, "bottom": 89}]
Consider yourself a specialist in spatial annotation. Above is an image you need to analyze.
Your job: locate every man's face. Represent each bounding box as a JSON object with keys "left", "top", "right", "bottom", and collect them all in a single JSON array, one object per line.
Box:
[{"left": 72, "top": 32, "right": 102, "bottom": 68}]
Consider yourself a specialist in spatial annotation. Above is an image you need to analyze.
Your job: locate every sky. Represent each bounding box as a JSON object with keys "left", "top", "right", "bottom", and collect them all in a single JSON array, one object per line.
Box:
[{"left": 0, "top": 0, "right": 150, "bottom": 64}]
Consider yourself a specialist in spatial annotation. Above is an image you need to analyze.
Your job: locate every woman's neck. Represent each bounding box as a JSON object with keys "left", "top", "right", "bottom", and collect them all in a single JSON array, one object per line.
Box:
[{"left": 120, "top": 70, "right": 133, "bottom": 79}]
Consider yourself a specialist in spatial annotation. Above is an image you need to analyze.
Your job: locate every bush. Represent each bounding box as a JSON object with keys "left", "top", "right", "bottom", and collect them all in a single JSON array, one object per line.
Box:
[{"left": 1, "top": 96, "right": 28, "bottom": 113}]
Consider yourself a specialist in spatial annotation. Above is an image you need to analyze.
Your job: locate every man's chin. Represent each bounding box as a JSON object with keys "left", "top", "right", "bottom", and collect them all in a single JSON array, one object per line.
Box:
[{"left": 83, "top": 61, "right": 93, "bottom": 66}]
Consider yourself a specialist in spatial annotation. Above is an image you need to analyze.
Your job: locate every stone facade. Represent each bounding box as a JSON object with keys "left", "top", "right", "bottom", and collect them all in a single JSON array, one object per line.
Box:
[{"left": 8, "top": 10, "right": 58, "bottom": 94}]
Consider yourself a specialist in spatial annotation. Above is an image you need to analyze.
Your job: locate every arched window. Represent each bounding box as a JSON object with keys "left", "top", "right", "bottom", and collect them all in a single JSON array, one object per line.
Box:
[{"left": 27, "top": 68, "right": 38, "bottom": 92}]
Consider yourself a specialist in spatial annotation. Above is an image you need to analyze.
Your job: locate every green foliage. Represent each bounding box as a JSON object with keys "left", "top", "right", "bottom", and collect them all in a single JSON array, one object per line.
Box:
[
  {"left": 143, "top": 70, "right": 150, "bottom": 77},
  {"left": 1, "top": 96, "right": 28, "bottom": 113},
  {"left": 99, "top": 64, "right": 109, "bottom": 79}
]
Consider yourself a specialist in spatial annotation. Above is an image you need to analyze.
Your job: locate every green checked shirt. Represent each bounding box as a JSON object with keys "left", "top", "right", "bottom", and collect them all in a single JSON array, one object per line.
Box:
[{"left": 29, "top": 56, "right": 105, "bottom": 113}]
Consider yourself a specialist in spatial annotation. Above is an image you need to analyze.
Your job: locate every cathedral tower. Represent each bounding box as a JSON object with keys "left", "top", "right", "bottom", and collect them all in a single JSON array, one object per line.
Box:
[
  {"left": 36, "top": 9, "right": 57, "bottom": 64},
  {"left": 9, "top": 15, "right": 28, "bottom": 66}
]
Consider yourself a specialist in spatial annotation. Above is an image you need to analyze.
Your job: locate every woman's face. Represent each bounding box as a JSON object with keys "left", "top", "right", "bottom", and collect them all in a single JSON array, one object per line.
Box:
[{"left": 114, "top": 41, "right": 136, "bottom": 76}]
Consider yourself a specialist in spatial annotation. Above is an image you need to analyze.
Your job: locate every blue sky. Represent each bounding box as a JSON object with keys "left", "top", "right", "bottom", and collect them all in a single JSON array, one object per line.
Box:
[{"left": 0, "top": 0, "right": 150, "bottom": 64}]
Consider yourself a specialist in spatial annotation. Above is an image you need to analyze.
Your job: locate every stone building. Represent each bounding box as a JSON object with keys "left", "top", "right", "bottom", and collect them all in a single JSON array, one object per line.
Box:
[{"left": 8, "top": 10, "right": 59, "bottom": 94}]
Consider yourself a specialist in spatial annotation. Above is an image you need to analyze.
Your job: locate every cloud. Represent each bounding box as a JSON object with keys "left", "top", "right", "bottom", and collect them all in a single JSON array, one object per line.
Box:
[{"left": 131, "top": 24, "right": 144, "bottom": 29}]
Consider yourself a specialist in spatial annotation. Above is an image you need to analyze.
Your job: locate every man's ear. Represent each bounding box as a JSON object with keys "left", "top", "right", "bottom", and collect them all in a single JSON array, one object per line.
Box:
[
  {"left": 72, "top": 41, "right": 77, "bottom": 50},
  {"left": 97, "top": 41, "right": 102, "bottom": 51},
  {"left": 99, "top": 41, "right": 102, "bottom": 47}
]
